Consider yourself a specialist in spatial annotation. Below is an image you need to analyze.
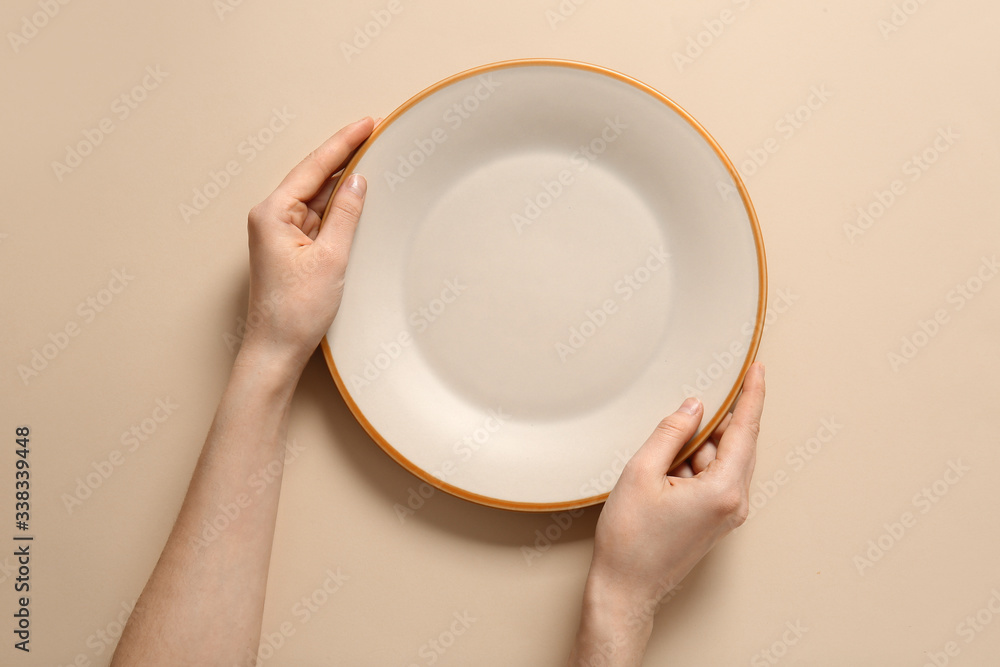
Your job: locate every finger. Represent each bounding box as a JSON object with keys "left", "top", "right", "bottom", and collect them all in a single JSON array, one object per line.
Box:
[
  {"left": 715, "top": 362, "right": 765, "bottom": 476},
  {"left": 629, "top": 397, "right": 704, "bottom": 475},
  {"left": 306, "top": 175, "right": 340, "bottom": 217},
  {"left": 710, "top": 412, "right": 733, "bottom": 443},
  {"left": 672, "top": 463, "right": 695, "bottom": 478},
  {"left": 276, "top": 117, "right": 374, "bottom": 202},
  {"left": 316, "top": 173, "right": 367, "bottom": 256},
  {"left": 689, "top": 441, "right": 718, "bottom": 474}
]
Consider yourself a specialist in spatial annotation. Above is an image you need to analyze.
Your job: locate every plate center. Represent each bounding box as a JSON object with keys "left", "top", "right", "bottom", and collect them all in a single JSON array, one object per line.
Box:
[{"left": 403, "top": 149, "right": 673, "bottom": 420}]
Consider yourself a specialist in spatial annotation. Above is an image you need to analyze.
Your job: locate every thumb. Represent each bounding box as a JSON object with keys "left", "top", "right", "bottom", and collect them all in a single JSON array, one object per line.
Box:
[
  {"left": 629, "top": 398, "right": 704, "bottom": 474},
  {"left": 317, "top": 173, "right": 367, "bottom": 254}
]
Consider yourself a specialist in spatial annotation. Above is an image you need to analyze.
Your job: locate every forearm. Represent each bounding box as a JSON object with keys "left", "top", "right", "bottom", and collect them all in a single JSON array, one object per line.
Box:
[
  {"left": 113, "top": 350, "right": 302, "bottom": 666},
  {"left": 568, "top": 574, "right": 655, "bottom": 667}
]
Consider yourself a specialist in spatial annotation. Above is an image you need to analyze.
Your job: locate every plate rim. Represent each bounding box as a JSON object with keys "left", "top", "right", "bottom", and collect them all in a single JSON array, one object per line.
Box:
[{"left": 320, "top": 57, "right": 767, "bottom": 512}]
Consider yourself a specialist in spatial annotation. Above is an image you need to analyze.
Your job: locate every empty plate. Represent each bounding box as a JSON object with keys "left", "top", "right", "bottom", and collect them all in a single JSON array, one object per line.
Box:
[{"left": 322, "top": 59, "right": 765, "bottom": 511}]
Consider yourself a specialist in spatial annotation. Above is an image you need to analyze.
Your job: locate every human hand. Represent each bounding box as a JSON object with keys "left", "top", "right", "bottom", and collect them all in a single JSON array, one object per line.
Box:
[
  {"left": 238, "top": 117, "right": 375, "bottom": 376},
  {"left": 568, "top": 362, "right": 765, "bottom": 665}
]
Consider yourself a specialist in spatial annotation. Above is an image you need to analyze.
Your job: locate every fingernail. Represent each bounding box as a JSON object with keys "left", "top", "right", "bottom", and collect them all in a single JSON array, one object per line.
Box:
[
  {"left": 679, "top": 397, "right": 701, "bottom": 415},
  {"left": 344, "top": 173, "right": 366, "bottom": 197},
  {"left": 353, "top": 116, "right": 372, "bottom": 127}
]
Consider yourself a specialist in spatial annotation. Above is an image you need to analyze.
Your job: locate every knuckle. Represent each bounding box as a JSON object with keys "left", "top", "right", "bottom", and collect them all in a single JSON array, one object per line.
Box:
[
  {"left": 249, "top": 196, "right": 290, "bottom": 230},
  {"left": 712, "top": 486, "right": 747, "bottom": 521},
  {"left": 287, "top": 200, "right": 309, "bottom": 227},
  {"left": 739, "top": 418, "right": 761, "bottom": 442},
  {"left": 654, "top": 415, "right": 687, "bottom": 442},
  {"left": 303, "top": 149, "right": 324, "bottom": 170},
  {"left": 248, "top": 201, "right": 268, "bottom": 227},
  {"left": 332, "top": 193, "right": 363, "bottom": 221},
  {"left": 730, "top": 500, "right": 750, "bottom": 527}
]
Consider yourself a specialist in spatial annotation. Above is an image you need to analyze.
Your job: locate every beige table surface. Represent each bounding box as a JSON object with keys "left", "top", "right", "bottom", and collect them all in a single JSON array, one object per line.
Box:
[{"left": 4, "top": 1, "right": 1000, "bottom": 665}]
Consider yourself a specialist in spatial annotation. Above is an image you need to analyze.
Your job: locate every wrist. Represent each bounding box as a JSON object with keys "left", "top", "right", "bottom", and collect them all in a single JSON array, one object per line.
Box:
[
  {"left": 584, "top": 572, "right": 656, "bottom": 637},
  {"left": 569, "top": 574, "right": 655, "bottom": 667},
  {"left": 232, "top": 342, "right": 308, "bottom": 395}
]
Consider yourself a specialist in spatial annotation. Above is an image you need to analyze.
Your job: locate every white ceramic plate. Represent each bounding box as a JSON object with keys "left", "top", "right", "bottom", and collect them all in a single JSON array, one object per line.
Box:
[{"left": 322, "top": 59, "right": 765, "bottom": 511}]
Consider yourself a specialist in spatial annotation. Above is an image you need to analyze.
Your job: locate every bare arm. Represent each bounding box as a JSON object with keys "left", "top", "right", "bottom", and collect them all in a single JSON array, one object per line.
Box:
[
  {"left": 112, "top": 118, "right": 374, "bottom": 666},
  {"left": 568, "top": 362, "right": 766, "bottom": 666}
]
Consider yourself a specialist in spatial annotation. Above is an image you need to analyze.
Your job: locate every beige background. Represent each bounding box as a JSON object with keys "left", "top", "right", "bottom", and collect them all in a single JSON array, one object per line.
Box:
[{"left": 3, "top": 0, "right": 999, "bottom": 665}]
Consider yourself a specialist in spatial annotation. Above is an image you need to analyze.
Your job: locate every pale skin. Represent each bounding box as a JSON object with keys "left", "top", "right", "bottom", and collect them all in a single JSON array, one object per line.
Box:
[
  {"left": 567, "top": 370, "right": 765, "bottom": 666},
  {"left": 111, "top": 118, "right": 765, "bottom": 666}
]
